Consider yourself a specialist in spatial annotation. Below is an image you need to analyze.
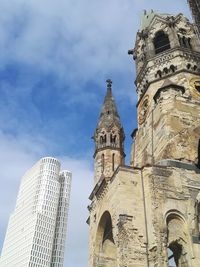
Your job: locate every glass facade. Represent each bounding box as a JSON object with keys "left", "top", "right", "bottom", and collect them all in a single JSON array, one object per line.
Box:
[{"left": 0, "top": 157, "right": 72, "bottom": 267}]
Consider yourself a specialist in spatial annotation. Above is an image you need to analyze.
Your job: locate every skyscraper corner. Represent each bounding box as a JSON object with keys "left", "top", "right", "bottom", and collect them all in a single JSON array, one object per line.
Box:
[{"left": 0, "top": 157, "right": 72, "bottom": 267}]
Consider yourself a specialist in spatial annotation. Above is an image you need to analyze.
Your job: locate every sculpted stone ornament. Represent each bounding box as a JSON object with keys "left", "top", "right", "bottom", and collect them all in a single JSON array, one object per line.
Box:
[
  {"left": 167, "top": 16, "right": 176, "bottom": 28},
  {"left": 138, "top": 95, "right": 149, "bottom": 125},
  {"left": 190, "top": 78, "right": 200, "bottom": 97}
]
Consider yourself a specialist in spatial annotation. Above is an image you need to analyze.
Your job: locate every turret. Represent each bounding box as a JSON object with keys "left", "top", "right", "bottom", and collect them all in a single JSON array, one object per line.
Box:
[{"left": 93, "top": 80, "right": 125, "bottom": 184}]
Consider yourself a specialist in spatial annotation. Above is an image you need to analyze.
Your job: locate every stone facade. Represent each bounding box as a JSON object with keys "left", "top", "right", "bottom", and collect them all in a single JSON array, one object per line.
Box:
[
  {"left": 88, "top": 11, "right": 200, "bottom": 267},
  {"left": 188, "top": 0, "right": 200, "bottom": 36}
]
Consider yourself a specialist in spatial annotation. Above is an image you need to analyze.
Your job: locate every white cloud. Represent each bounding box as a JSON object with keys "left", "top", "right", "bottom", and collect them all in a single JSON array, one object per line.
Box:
[
  {"left": 0, "top": 1, "right": 137, "bottom": 94},
  {"left": 0, "top": 1, "right": 191, "bottom": 267},
  {"left": 0, "top": 0, "right": 190, "bottom": 105}
]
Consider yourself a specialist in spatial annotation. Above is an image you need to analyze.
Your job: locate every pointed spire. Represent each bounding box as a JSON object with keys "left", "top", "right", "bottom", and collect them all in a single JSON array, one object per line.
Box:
[
  {"left": 93, "top": 80, "right": 125, "bottom": 183},
  {"left": 96, "top": 79, "right": 122, "bottom": 130}
]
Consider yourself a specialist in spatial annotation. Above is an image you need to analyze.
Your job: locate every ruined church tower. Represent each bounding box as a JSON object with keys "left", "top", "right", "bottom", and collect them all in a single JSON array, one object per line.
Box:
[{"left": 88, "top": 11, "right": 200, "bottom": 267}]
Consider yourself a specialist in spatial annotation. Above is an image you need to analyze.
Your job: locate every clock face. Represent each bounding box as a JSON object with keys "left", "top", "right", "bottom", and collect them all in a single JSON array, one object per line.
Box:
[
  {"left": 190, "top": 78, "right": 200, "bottom": 97},
  {"left": 138, "top": 95, "right": 149, "bottom": 125}
]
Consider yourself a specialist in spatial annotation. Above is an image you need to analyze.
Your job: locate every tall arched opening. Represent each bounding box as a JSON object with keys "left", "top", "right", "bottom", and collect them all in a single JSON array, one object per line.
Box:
[
  {"left": 95, "top": 211, "right": 117, "bottom": 267},
  {"left": 154, "top": 30, "right": 171, "bottom": 54},
  {"left": 166, "top": 212, "right": 190, "bottom": 267}
]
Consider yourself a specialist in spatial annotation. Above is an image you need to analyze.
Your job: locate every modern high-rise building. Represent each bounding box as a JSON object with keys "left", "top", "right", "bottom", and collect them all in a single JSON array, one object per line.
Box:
[{"left": 0, "top": 157, "right": 71, "bottom": 267}]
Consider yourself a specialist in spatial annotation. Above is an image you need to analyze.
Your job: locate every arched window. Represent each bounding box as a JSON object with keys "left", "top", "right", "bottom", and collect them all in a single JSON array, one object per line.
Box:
[
  {"left": 112, "top": 154, "right": 115, "bottom": 172},
  {"left": 103, "top": 134, "right": 107, "bottom": 144},
  {"left": 197, "top": 140, "right": 200, "bottom": 168},
  {"left": 187, "top": 63, "right": 191, "bottom": 70},
  {"left": 103, "top": 214, "right": 114, "bottom": 243},
  {"left": 102, "top": 154, "right": 104, "bottom": 173},
  {"left": 154, "top": 31, "right": 171, "bottom": 54},
  {"left": 182, "top": 36, "right": 187, "bottom": 48},
  {"left": 100, "top": 133, "right": 107, "bottom": 146},
  {"left": 193, "top": 65, "right": 197, "bottom": 71},
  {"left": 157, "top": 70, "right": 162, "bottom": 78},
  {"left": 197, "top": 202, "right": 200, "bottom": 225},
  {"left": 179, "top": 35, "right": 192, "bottom": 49},
  {"left": 100, "top": 136, "right": 104, "bottom": 144},
  {"left": 163, "top": 67, "right": 169, "bottom": 75},
  {"left": 168, "top": 248, "right": 177, "bottom": 266},
  {"left": 167, "top": 213, "right": 189, "bottom": 267},
  {"left": 188, "top": 38, "right": 192, "bottom": 49},
  {"left": 95, "top": 211, "right": 117, "bottom": 266},
  {"left": 170, "top": 65, "right": 176, "bottom": 73},
  {"left": 178, "top": 34, "right": 182, "bottom": 45},
  {"left": 168, "top": 242, "right": 183, "bottom": 267},
  {"left": 110, "top": 134, "right": 117, "bottom": 146}
]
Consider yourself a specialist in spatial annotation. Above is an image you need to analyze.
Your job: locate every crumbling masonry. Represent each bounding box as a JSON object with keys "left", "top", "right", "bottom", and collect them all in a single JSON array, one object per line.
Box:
[{"left": 88, "top": 11, "right": 200, "bottom": 267}]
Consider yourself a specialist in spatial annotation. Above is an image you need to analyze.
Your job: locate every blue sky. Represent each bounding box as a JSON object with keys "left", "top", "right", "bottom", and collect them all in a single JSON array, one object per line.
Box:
[{"left": 0, "top": 0, "right": 191, "bottom": 266}]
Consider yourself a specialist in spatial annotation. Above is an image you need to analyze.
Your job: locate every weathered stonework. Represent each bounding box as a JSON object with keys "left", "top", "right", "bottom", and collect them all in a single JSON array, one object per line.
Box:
[{"left": 88, "top": 11, "right": 200, "bottom": 267}]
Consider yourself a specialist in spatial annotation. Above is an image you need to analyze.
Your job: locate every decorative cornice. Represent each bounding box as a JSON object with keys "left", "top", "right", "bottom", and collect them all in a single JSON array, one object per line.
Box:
[
  {"left": 93, "top": 146, "right": 125, "bottom": 159},
  {"left": 136, "top": 68, "right": 200, "bottom": 108},
  {"left": 89, "top": 176, "right": 107, "bottom": 201},
  {"left": 135, "top": 47, "right": 200, "bottom": 87}
]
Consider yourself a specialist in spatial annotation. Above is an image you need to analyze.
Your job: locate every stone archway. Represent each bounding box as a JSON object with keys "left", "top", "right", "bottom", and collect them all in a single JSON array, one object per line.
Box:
[
  {"left": 166, "top": 213, "right": 190, "bottom": 267},
  {"left": 95, "top": 211, "right": 117, "bottom": 267}
]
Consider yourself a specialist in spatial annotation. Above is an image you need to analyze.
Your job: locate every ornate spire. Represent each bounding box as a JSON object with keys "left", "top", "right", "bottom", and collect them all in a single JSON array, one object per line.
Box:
[
  {"left": 93, "top": 80, "right": 125, "bottom": 182},
  {"left": 96, "top": 79, "right": 122, "bottom": 131}
]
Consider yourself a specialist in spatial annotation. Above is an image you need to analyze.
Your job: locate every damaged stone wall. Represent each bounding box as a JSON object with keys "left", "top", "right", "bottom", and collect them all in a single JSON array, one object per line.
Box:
[
  {"left": 89, "top": 11, "right": 200, "bottom": 267},
  {"left": 88, "top": 167, "right": 148, "bottom": 267},
  {"left": 89, "top": 165, "right": 200, "bottom": 267},
  {"left": 141, "top": 166, "right": 200, "bottom": 267},
  {"left": 132, "top": 72, "right": 200, "bottom": 168}
]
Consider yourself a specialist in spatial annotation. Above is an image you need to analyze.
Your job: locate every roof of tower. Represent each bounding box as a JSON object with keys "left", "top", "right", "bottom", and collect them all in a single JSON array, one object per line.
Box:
[
  {"left": 96, "top": 79, "right": 122, "bottom": 131},
  {"left": 141, "top": 9, "right": 172, "bottom": 30}
]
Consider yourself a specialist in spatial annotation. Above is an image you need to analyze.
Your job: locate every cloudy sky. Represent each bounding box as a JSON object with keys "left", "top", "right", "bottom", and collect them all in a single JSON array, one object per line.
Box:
[{"left": 0, "top": 0, "right": 191, "bottom": 266}]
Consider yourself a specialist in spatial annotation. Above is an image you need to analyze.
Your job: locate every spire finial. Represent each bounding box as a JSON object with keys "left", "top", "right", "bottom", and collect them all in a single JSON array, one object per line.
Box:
[{"left": 106, "top": 79, "right": 112, "bottom": 90}]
